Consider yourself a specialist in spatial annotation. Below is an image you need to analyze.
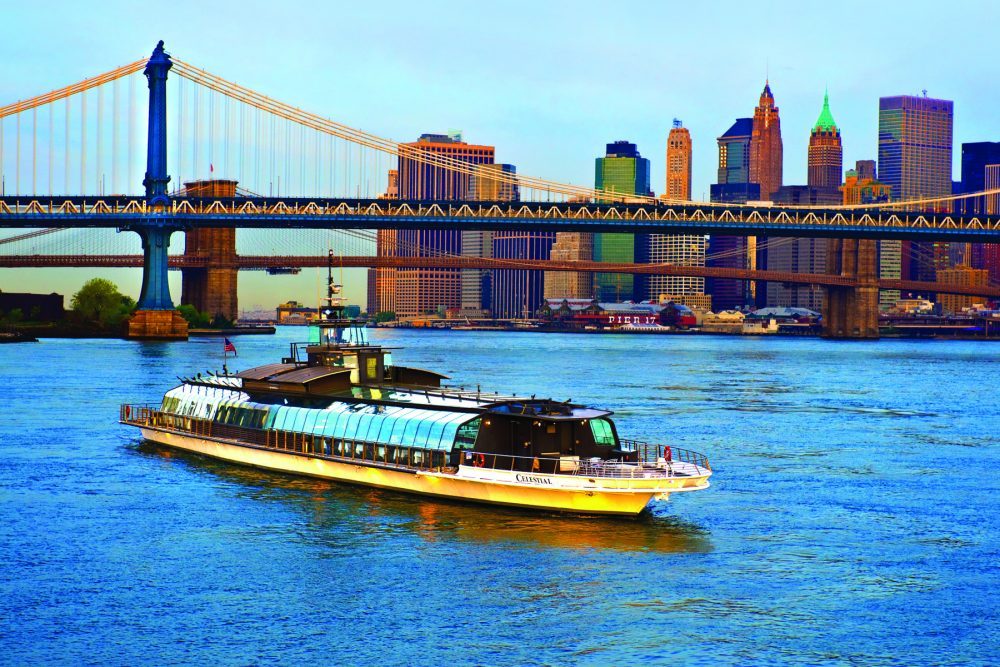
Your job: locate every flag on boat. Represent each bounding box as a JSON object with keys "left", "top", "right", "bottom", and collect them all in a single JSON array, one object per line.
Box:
[{"left": 224, "top": 338, "right": 237, "bottom": 355}]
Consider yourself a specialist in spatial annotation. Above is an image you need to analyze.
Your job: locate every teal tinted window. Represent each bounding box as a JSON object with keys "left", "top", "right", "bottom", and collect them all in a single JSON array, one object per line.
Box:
[
  {"left": 590, "top": 419, "right": 616, "bottom": 446},
  {"left": 356, "top": 413, "right": 376, "bottom": 442},
  {"left": 454, "top": 417, "right": 480, "bottom": 449}
]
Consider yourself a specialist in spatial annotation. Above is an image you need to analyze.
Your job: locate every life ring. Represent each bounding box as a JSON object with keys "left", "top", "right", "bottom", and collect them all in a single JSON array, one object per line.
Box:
[
  {"left": 664, "top": 446, "right": 672, "bottom": 462},
  {"left": 473, "top": 453, "right": 486, "bottom": 468},
  {"left": 124, "top": 405, "right": 131, "bottom": 419}
]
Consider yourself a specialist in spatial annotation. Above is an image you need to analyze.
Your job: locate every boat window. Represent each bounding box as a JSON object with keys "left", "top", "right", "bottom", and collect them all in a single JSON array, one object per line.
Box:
[
  {"left": 388, "top": 411, "right": 413, "bottom": 444},
  {"left": 290, "top": 408, "right": 309, "bottom": 433},
  {"left": 356, "top": 413, "right": 376, "bottom": 442},
  {"left": 366, "top": 356, "right": 378, "bottom": 380},
  {"left": 302, "top": 411, "right": 320, "bottom": 434},
  {"left": 402, "top": 417, "right": 422, "bottom": 446},
  {"left": 343, "top": 411, "right": 365, "bottom": 441},
  {"left": 426, "top": 417, "right": 448, "bottom": 449},
  {"left": 412, "top": 416, "right": 438, "bottom": 448},
  {"left": 452, "top": 417, "right": 481, "bottom": 450},
  {"left": 312, "top": 411, "right": 330, "bottom": 435},
  {"left": 590, "top": 419, "right": 616, "bottom": 446}
]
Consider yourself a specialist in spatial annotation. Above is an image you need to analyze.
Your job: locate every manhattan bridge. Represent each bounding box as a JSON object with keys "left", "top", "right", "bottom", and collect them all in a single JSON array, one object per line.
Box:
[{"left": 1, "top": 42, "right": 998, "bottom": 338}]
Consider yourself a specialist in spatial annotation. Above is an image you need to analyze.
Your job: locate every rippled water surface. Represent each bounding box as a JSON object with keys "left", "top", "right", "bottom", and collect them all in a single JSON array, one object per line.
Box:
[{"left": 1, "top": 330, "right": 998, "bottom": 665}]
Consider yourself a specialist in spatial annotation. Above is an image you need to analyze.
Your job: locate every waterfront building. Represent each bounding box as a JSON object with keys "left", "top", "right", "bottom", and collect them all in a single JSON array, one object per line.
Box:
[
  {"left": 393, "top": 133, "right": 495, "bottom": 317},
  {"left": 473, "top": 164, "right": 556, "bottom": 319},
  {"left": 767, "top": 186, "right": 842, "bottom": 310},
  {"left": 749, "top": 82, "right": 783, "bottom": 200},
  {"left": 649, "top": 121, "right": 709, "bottom": 308},
  {"left": 707, "top": 181, "right": 760, "bottom": 311},
  {"left": 461, "top": 164, "right": 520, "bottom": 315},
  {"left": 368, "top": 170, "right": 400, "bottom": 316},
  {"left": 544, "top": 231, "right": 594, "bottom": 300},
  {"left": 936, "top": 265, "right": 989, "bottom": 314},
  {"left": 878, "top": 94, "right": 954, "bottom": 285},
  {"left": 855, "top": 159, "right": 877, "bottom": 181},
  {"left": 957, "top": 142, "right": 1000, "bottom": 281},
  {"left": 841, "top": 165, "right": 896, "bottom": 308},
  {"left": 594, "top": 141, "right": 652, "bottom": 301},
  {"left": 708, "top": 117, "right": 757, "bottom": 311}
]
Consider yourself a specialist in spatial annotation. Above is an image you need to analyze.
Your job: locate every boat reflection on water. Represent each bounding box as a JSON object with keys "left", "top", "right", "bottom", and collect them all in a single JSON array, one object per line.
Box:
[{"left": 135, "top": 440, "right": 712, "bottom": 554}]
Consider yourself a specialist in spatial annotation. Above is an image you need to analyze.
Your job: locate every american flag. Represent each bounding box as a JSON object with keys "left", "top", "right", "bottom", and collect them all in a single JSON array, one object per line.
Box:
[{"left": 223, "top": 338, "right": 237, "bottom": 355}]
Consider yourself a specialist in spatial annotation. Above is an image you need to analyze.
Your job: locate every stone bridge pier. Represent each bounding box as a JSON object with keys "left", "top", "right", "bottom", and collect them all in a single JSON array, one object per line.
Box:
[
  {"left": 180, "top": 180, "right": 239, "bottom": 322},
  {"left": 822, "top": 238, "right": 879, "bottom": 339}
]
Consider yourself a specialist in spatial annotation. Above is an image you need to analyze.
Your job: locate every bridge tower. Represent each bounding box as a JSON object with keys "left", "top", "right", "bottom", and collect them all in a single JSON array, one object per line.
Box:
[
  {"left": 125, "top": 41, "right": 189, "bottom": 339},
  {"left": 180, "top": 180, "right": 239, "bottom": 322},
  {"left": 822, "top": 238, "right": 879, "bottom": 339}
]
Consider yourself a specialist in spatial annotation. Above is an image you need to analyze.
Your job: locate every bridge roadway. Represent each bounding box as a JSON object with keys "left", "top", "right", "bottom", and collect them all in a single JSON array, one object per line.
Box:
[
  {"left": 2, "top": 253, "right": 996, "bottom": 298},
  {"left": 1, "top": 196, "right": 999, "bottom": 241}
]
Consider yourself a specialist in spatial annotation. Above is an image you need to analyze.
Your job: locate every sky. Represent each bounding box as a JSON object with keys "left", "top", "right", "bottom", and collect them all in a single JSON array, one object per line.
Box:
[{"left": 0, "top": 0, "right": 997, "bottom": 311}]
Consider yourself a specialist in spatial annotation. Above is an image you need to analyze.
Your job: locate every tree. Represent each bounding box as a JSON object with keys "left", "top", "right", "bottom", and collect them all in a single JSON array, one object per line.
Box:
[
  {"left": 70, "top": 279, "right": 135, "bottom": 327},
  {"left": 176, "top": 304, "right": 211, "bottom": 328}
]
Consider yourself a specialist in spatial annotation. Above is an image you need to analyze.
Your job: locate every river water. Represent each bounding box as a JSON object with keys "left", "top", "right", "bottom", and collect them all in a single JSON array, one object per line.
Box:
[{"left": 1, "top": 329, "right": 997, "bottom": 665}]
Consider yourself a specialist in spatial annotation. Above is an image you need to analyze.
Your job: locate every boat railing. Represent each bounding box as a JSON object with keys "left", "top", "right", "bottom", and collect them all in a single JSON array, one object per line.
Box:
[
  {"left": 457, "top": 449, "right": 710, "bottom": 479},
  {"left": 619, "top": 439, "right": 712, "bottom": 472}
]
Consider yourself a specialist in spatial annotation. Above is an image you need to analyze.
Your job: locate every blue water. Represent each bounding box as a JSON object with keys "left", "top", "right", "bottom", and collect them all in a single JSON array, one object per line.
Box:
[{"left": 1, "top": 329, "right": 998, "bottom": 665}]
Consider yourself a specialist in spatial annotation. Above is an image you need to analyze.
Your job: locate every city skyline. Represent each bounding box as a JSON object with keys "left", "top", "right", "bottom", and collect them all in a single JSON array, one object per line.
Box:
[{"left": 0, "top": 0, "right": 997, "bottom": 308}]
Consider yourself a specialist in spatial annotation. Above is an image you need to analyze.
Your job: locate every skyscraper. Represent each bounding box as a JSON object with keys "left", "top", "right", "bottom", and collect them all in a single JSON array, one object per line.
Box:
[
  {"left": 958, "top": 142, "right": 1000, "bottom": 281},
  {"left": 478, "top": 164, "right": 556, "bottom": 319},
  {"left": 767, "top": 92, "right": 843, "bottom": 310},
  {"left": 460, "top": 163, "right": 519, "bottom": 315},
  {"left": 392, "top": 133, "right": 495, "bottom": 317},
  {"left": 708, "top": 118, "right": 756, "bottom": 311},
  {"left": 593, "top": 141, "right": 652, "bottom": 301},
  {"left": 807, "top": 91, "right": 842, "bottom": 189},
  {"left": 749, "top": 82, "right": 783, "bottom": 200},
  {"left": 649, "top": 121, "right": 708, "bottom": 307},
  {"left": 878, "top": 94, "right": 954, "bottom": 285},
  {"left": 544, "top": 229, "right": 594, "bottom": 299},
  {"left": 368, "top": 169, "right": 399, "bottom": 316}
]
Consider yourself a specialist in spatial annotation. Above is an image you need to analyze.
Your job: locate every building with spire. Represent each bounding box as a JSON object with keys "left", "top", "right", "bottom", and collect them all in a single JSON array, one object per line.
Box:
[
  {"left": 808, "top": 91, "right": 843, "bottom": 189},
  {"left": 648, "top": 121, "right": 708, "bottom": 307},
  {"left": 767, "top": 91, "right": 843, "bottom": 310},
  {"left": 749, "top": 82, "right": 783, "bottom": 200}
]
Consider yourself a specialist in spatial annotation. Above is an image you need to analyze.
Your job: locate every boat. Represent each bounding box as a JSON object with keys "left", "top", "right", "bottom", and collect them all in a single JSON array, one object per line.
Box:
[{"left": 120, "top": 268, "right": 711, "bottom": 516}]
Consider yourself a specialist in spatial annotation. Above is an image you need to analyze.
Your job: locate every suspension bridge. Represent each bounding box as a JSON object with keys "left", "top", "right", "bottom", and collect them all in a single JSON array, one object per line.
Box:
[{"left": 1, "top": 42, "right": 998, "bottom": 339}]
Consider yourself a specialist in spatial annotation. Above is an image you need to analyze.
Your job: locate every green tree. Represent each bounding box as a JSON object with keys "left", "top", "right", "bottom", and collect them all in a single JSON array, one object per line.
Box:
[
  {"left": 70, "top": 278, "right": 135, "bottom": 327},
  {"left": 5, "top": 308, "right": 23, "bottom": 324},
  {"left": 176, "top": 304, "right": 211, "bottom": 328}
]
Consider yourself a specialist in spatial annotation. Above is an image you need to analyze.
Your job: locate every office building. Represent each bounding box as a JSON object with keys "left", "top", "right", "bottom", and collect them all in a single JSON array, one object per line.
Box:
[
  {"left": 544, "top": 232, "right": 595, "bottom": 299},
  {"left": 957, "top": 142, "right": 1000, "bottom": 281},
  {"left": 707, "top": 181, "right": 760, "bottom": 311},
  {"left": 855, "top": 159, "right": 877, "bottom": 181},
  {"left": 807, "top": 91, "right": 842, "bottom": 189},
  {"left": 393, "top": 133, "right": 495, "bottom": 317},
  {"left": 650, "top": 121, "right": 708, "bottom": 308},
  {"left": 936, "top": 266, "right": 989, "bottom": 314},
  {"left": 594, "top": 141, "right": 652, "bottom": 301},
  {"left": 461, "top": 163, "right": 519, "bottom": 315},
  {"left": 878, "top": 95, "right": 954, "bottom": 284},
  {"left": 749, "top": 82, "right": 783, "bottom": 200},
  {"left": 368, "top": 170, "right": 399, "bottom": 316},
  {"left": 767, "top": 186, "right": 842, "bottom": 310},
  {"left": 708, "top": 118, "right": 757, "bottom": 311}
]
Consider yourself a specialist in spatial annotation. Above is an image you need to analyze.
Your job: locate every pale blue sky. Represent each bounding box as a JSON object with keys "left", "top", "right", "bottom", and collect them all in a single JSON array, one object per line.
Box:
[{"left": 0, "top": 0, "right": 996, "bottom": 310}]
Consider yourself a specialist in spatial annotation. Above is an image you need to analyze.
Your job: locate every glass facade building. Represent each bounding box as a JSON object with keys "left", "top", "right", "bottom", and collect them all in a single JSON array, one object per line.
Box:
[
  {"left": 878, "top": 95, "right": 954, "bottom": 285},
  {"left": 594, "top": 141, "right": 652, "bottom": 302},
  {"left": 709, "top": 119, "right": 756, "bottom": 311},
  {"left": 393, "top": 134, "right": 495, "bottom": 317}
]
